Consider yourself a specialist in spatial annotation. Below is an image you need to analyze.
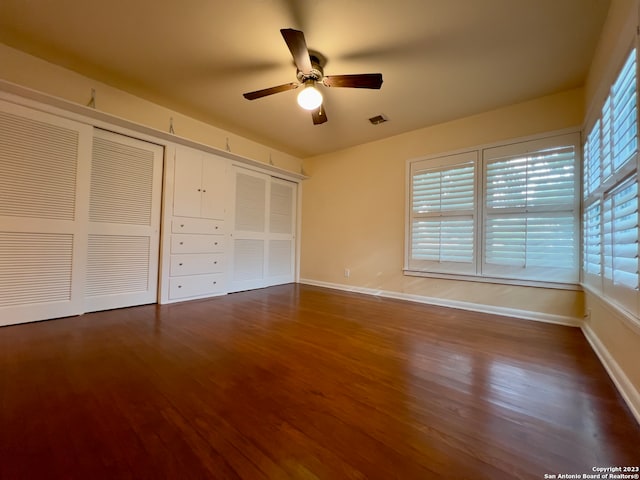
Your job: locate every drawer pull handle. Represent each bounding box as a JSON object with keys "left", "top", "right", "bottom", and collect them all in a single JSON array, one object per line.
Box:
[
  {"left": 179, "top": 263, "right": 183, "bottom": 266},
  {"left": 214, "top": 242, "right": 218, "bottom": 246},
  {"left": 215, "top": 226, "right": 219, "bottom": 230},
  {"left": 180, "top": 224, "right": 184, "bottom": 228},
  {"left": 214, "top": 261, "right": 217, "bottom": 264},
  {"left": 178, "top": 285, "right": 182, "bottom": 288},
  {"left": 213, "top": 281, "right": 217, "bottom": 285},
  {"left": 180, "top": 242, "right": 184, "bottom": 245}
]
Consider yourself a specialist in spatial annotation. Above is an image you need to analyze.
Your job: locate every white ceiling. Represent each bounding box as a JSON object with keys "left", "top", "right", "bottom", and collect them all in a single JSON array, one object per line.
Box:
[{"left": 0, "top": 0, "right": 610, "bottom": 158}]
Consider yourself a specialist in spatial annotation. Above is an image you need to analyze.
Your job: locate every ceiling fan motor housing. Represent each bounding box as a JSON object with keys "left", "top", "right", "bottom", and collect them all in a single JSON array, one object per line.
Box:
[{"left": 297, "top": 54, "right": 325, "bottom": 83}]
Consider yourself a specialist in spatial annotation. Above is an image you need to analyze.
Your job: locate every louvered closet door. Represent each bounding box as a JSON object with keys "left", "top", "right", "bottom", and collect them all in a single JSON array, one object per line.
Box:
[
  {"left": 267, "top": 178, "right": 297, "bottom": 285},
  {"left": 229, "top": 167, "right": 297, "bottom": 292},
  {"left": 0, "top": 100, "right": 92, "bottom": 327},
  {"left": 85, "top": 129, "right": 163, "bottom": 312},
  {"left": 230, "top": 168, "right": 269, "bottom": 292}
]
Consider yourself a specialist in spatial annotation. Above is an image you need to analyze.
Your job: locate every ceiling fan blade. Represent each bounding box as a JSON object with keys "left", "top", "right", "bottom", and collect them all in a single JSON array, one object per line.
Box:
[
  {"left": 311, "top": 104, "right": 328, "bottom": 125},
  {"left": 281, "top": 28, "right": 313, "bottom": 74},
  {"left": 323, "top": 73, "right": 383, "bottom": 89},
  {"left": 243, "top": 82, "right": 299, "bottom": 100}
]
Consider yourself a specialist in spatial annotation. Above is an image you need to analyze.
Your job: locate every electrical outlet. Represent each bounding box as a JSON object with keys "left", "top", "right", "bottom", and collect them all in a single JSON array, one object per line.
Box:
[{"left": 344, "top": 268, "right": 350, "bottom": 278}]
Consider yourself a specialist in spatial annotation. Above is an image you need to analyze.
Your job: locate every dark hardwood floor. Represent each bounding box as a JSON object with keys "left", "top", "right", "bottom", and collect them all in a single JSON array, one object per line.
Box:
[{"left": 0, "top": 284, "right": 638, "bottom": 479}]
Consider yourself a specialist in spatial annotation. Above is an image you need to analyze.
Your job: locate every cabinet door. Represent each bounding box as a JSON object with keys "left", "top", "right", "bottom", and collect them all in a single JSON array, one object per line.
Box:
[
  {"left": 201, "top": 154, "right": 227, "bottom": 219},
  {"left": 173, "top": 147, "right": 203, "bottom": 218}
]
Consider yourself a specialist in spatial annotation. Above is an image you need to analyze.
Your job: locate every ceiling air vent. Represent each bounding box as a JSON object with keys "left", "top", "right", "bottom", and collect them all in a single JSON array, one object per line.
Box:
[{"left": 369, "top": 114, "right": 388, "bottom": 125}]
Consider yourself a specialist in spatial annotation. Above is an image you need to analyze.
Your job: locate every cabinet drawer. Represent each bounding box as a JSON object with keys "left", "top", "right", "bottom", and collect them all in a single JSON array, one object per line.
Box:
[
  {"left": 170, "top": 253, "right": 224, "bottom": 276},
  {"left": 172, "top": 218, "right": 224, "bottom": 234},
  {"left": 171, "top": 234, "right": 224, "bottom": 254},
  {"left": 169, "top": 274, "right": 225, "bottom": 300}
]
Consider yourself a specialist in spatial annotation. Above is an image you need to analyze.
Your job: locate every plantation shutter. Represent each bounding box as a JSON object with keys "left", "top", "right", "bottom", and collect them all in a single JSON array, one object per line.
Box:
[
  {"left": 583, "top": 201, "right": 602, "bottom": 285},
  {"left": 585, "top": 120, "right": 601, "bottom": 195},
  {"left": 602, "top": 179, "right": 639, "bottom": 314},
  {"left": 483, "top": 137, "right": 579, "bottom": 283},
  {"left": 612, "top": 50, "right": 637, "bottom": 171},
  {"left": 408, "top": 151, "right": 477, "bottom": 275},
  {"left": 582, "top": 48, "right": 638, "bottom": 315}
]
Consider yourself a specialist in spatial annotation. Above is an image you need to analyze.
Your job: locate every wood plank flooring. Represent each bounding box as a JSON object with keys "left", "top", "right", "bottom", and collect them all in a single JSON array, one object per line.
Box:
[{"left": 0, "top": 284, "right": 638, "bottom": 479}]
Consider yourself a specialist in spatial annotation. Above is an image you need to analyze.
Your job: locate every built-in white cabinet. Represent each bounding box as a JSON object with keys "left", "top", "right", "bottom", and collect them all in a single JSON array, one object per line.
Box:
[
  {"left": 160, "top": 151, "right": 299, "bottom": 303},
  {"left": 162, "top": 146, "right": 230, "bottom": 303},
  {"left": 0, "top": 85, "right": 303, "bottom": 319}
]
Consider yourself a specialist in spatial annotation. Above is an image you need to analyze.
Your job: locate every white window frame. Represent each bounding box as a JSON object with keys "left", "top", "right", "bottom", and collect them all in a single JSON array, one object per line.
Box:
[{"left": 405, "top": 131, "right": 581, "bottom": 290}]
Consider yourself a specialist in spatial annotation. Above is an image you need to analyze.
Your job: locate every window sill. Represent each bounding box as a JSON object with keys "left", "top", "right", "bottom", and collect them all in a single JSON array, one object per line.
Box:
[{"left": 403, "top": 269, "right": 582, "bottom": 291}]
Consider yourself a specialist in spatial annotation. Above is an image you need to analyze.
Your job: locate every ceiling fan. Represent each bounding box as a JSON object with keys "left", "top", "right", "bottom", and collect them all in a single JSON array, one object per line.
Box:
[{"left": 242, "top": 28, "right": 383, "bottom": 125}]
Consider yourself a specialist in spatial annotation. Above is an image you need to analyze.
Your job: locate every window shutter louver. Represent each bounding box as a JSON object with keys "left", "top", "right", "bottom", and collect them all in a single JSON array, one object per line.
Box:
[
  {"left": 586, "top": 121, "right": 601, "bottom": 195},
  {"left": 612, "top": 50, "right": 637, "bottom": 171},
  {"left": 603, "top": 179, "right": 638, "bottom": 291},
  {"left": 486, "top": 147, "right": 575, "bottom": 210},
  {"left": 409, "top": 154, "right": 477, "bottom": 274},
  {"left": 483, "top": 145, "right": 578, "bottom": 283},
  {"left": 412, "top": 164, "right": 475, "bottom": 214},
  {"left": 583, "top": 201, "right": 602, "bottom": 279},
  {"left": 602, "top": 98, "right": 613, "bottom": 181}
]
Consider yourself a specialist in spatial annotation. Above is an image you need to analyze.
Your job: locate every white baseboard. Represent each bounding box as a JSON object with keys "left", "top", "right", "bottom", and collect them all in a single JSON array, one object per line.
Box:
[
  {"left": 582, "top": 324, "right": 640, "bottom": 426},
  {"left": 299, "top": 278, "right": 582, "bottom": 327}
]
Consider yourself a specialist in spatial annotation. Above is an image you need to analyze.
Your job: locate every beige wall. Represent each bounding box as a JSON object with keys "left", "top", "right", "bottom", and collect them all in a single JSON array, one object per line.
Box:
[
  {"left": 582, "top": 0, "right": 640, "bottom": 420},
  {"left": 301, "top": 88, "right": 585, "bottom": 319},
  {"left": 0, "top": 43, "right": 303, "bottom": 174}
]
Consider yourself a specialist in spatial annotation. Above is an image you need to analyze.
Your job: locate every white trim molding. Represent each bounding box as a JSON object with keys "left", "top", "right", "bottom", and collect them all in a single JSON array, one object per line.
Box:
[
  {"left": 299, "top": 279, "right": 582, "bottom": 327},
  {"left": 582, "top": 324, "right": 640, "bottom": 426}
]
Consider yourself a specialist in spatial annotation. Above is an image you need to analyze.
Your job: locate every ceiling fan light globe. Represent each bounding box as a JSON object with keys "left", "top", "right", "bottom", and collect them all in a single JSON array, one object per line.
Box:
[{"left": 297, "top": 85, "right": 323, "bottom": 110}]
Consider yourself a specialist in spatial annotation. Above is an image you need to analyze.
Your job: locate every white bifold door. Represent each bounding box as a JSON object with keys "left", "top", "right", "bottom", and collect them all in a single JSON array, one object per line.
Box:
[
  {"left": 85, "top": 129, "right": 163, "bottom": 312},
  {"left": 230, "top": 167, "right": 297, "bottom": 292}
]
